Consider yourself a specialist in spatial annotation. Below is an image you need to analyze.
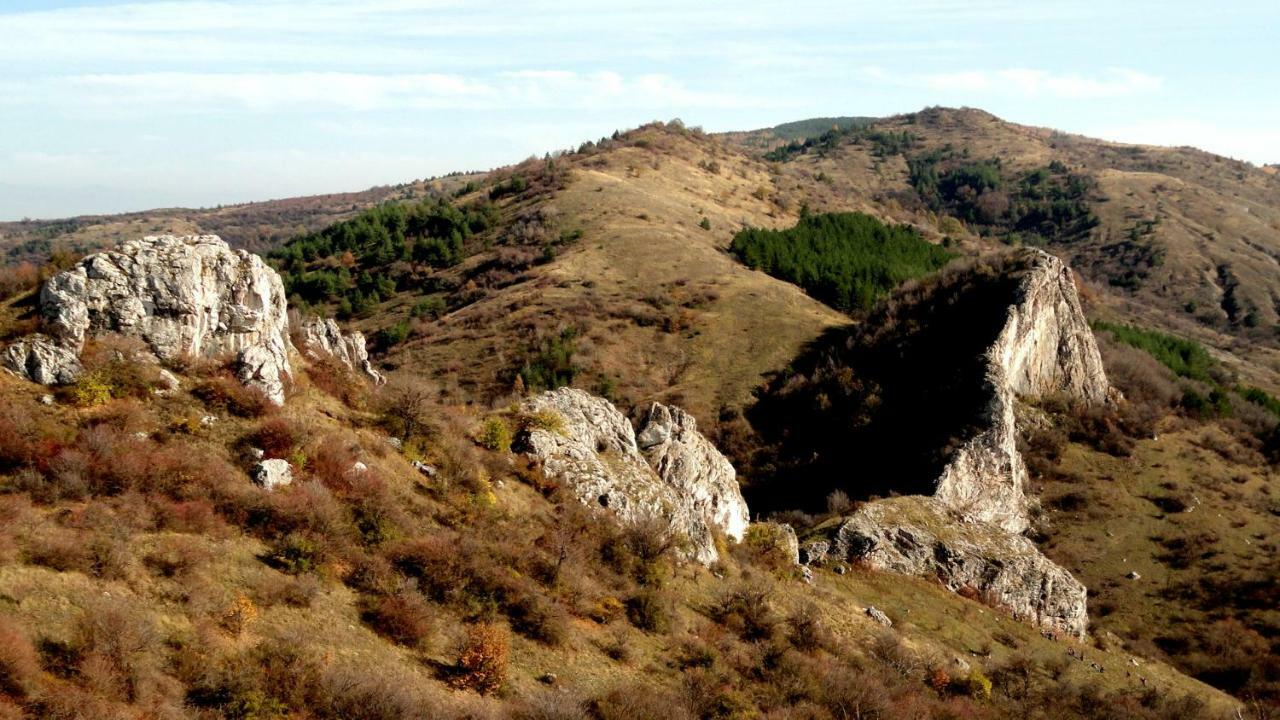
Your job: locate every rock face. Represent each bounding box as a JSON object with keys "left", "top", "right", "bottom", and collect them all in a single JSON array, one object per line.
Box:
[
  {"left": 519, "top": 388, "right": 748, "bottom": 564},
  {"left": 933, "top": 249, "right": 1110, "bottom": 533},
  {"left": 2, "top": 334, "right": 83, "bottom": 385},
  {"left": 636, "top": 403, "right": 749, "bottom": 541},
  {"left": 804, "top": 250, "right": 1104, "bottom": 638},
  {"left": 809, "top": 496, "right": 1088, "bottom": 638},
  {"left": 298, "top": 317, "right": 386, "bottom": 385},
  {"left": 31, "top": 235, "right": 293, "bottom": 403}
]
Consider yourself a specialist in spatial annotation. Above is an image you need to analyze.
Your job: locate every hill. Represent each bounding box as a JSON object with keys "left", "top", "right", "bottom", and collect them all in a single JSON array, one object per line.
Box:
[{"left": 2, "top": 108, "right": 1279, "bottom": 717}]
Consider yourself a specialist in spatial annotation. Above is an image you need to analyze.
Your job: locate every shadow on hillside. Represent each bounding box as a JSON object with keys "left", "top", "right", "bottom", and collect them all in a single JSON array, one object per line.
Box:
[{"left": 737, "top": 253, "right": 1031, "bottom": 514}]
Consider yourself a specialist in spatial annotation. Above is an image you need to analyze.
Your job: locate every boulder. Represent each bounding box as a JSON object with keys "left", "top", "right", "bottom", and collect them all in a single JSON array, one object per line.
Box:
[
  {"left": 2, "top": 334, "right": 83, "bottom": 385},
  {"left": 636, "top": 402, "right": 749, "bottom": 541},
  {"left": 865, "top": 607, "right": 893, "bottom": 627},
  {"left": 519, "top": 388, "right": 748, "bottom": 565},
  {"left": 252, "top": 459, "right": 293, "bottom": 491},
  {"left": 38, "top": 235, "right": 293, "bottom": 403},
  {"left": 298, "top": 316, "right": 385, "bottom": 385},
  {"left": 808, "top": 496, "right": 1088, "bottom": 638}
]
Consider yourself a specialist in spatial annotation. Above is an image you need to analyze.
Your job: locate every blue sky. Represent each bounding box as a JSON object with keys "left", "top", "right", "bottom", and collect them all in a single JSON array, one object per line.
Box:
[{"left": 1, "top": 0, "right": 1276, "bottom": 220}]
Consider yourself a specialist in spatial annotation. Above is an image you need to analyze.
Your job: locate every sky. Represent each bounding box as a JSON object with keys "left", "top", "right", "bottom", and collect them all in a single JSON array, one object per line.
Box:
[{"left": 1, "top": 0, "right": 1277, "bottom": 220}]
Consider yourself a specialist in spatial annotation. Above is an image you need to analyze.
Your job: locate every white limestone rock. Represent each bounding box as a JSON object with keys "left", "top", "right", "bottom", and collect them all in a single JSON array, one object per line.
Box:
[
  {"left": 39, "top": 235, "right": 293, "bottom": 403},
  {"left": 865, "top": 606, "right": 893, "bottom": 627},
  {"left": 519, "top": 388, "right": 748, "bottom": 565},
  {"left": 2, "top": 334, "right": 83, "bottom": 385},
  {"left": 298, "top": 316, "right": 385, "bottom": 385},
  {"left": 252, "top": 459, "right": 293, "bottom": 491},
  {"left": 636, "top": 402, "right": 749, "bottom": 541},
  {"left": 809, "top": 496, "right": 1088, "bottom": 639}
]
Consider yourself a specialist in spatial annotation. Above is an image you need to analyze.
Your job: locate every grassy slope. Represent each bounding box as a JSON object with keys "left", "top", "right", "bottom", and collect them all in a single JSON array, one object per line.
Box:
[
  {"left": 0, "top": 371, "right": 1237, "bottom": 717},
  {"left": 380, "top": 125, "right": 848, "bottom": 418},
  {"left": 1033, "top": 421, "right": 1279, "bottom": 690}
]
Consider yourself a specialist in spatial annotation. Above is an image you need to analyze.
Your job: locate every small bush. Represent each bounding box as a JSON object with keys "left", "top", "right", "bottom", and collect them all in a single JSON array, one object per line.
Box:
[
  {"left": 519, "top": 409, "right": 565, "bottom": 435},
  {"left": 268, "top": 533, "right": 324, "bottom": 574},
  {"left": 591, "top": 682, "right": 693, "bottom": 720},
  {"left": 786, "top": 604, "right": 830, "bottom": 652},
  {"left": 710, "top": 585, "right": 778, "bottom": 641},
  {"left": 0, "top": 616, "right": 39, "bottom": 698},
  {"left": 363, "top": 591, "right": 434, "bottom": 649},
  {"left": 192, "top": 376, "right": 276, "bottom": 418},
  {"left": 219, "top": 594, "right": 259, "bottom": 637},
  {"left": 963, "top": 668, "right": 992, "bottom": 701},
  {"left": 249, "top": 417, "right": 302, "bottom": 459},
  {"left": 477, "top": 417, "right": 512, "bottom": 452},
  {"left": 626, "top": 589, "right": 672, "bottom": 633},
  {"left": 451, "top": 623, "right": 509, "bottom": 695}
]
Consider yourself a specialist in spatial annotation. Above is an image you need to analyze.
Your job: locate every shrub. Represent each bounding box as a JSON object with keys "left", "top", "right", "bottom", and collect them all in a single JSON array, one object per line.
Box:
[
  {"left": 710, "top": 585, "right": 778, "bottom": 641},
  {"left": 250, "top": 417, "right": 302, "bottom": 459},
  {"left": 626, "top": 589, "right": 673, "bottom": 633},
  {"left": 477, "top": 417, "right": 512, "bottom": 452},
  {"left": 451, "top": 623, "right": 509, "bottom": 695},
  {"left": 963, "top": 668, "right": 992, "bottom": 701},
  {"left": 268, "top": 533, "right": 324, "bottom": 574},
  {"left": 505, "top": 590, "right": 568, "bottom": 645},
  {"left": 0, "top": 616, "right": 39, "bottom": 698},
  {"left": 193, "top": 376, "right": 276, "bottom": 418},
  {"left": 786, "top": 604, "right": 830, "bottom": 652},
  {"left": 378, "top": 379, "right": 435, "bottom": 442},
  {"left": 219, "top": 594, "right": 259, "bottom": 637},
  {"left": 518, "top": 327, "right": 579, "bottom": 392},
  {"left": 68, "top": 372, "right": 114, "bottom": 407},
  {"left": 72, "top": 596, "right": 158, "bottom": 703},
  {"left": 519, "top": 409, "right": 565, "bottom": 435},
  {"left": 344, "top": 552, "right": 400, "bottom": 596},
  {"left": 591, "top": 683, "right": 693, "bottom": 720},
  {"left": 305, "top": 354, "right": 367, "bottom": 407},
  {"left": 316, "top": 663, "right": 446, "bottom": 720},
  {"left": 698, "top": 217, "right": 712, "bottom": 231},
  {"left": 362, "top": 591, "right": 434, "bottom": 649}
]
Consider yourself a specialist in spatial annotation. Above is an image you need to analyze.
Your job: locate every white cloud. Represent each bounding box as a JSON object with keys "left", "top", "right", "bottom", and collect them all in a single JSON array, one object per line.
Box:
[
  {"left": 1090, "top": 120, "right": 1280, "bottom": 165},
  {"left": 4, "top": 70, "right": 769, "bottom": 114},
  {"left": 869, "top": 66, "right": 1163, "bottom": 100}
]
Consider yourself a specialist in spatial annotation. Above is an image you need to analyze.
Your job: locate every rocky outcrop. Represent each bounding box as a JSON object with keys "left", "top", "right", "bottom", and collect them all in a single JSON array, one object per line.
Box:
[
  {"left": 298, "top": 317, "right": 385, "bottom": 385},
  {"left": 252, "top": 459, "right": 293, "bottom": 491},
  {"left": 636, "top": 403, "right": 749, "bottom": 541},
  {"left": 802, "top": 250, "right": 1104, "bottom": 638},
  {"left": 808, "top": 496, "right": 1088, "bottom": 638},
  {"left": 2, "top": 334, "right": 83, "bottom": 385},
  {"left": 31, "top": 235, "right": 293, "bottom": 403},
  {"left": 519, "top": 388, "right": 748, "bottom": 564},
  {"left": 933, "top": 249, "right": 1110, "bottom": 533}
]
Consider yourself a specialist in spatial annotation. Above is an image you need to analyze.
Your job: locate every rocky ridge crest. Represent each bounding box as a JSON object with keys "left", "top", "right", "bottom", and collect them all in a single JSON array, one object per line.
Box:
[{"left": 808, "top": 249, "right": 1106, "bottom": 637}]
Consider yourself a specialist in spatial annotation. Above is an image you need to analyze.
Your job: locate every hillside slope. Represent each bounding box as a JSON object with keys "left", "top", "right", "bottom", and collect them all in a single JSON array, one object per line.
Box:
[{"left": 731, "top": 108, "right": 1280, "bottom": 392}]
